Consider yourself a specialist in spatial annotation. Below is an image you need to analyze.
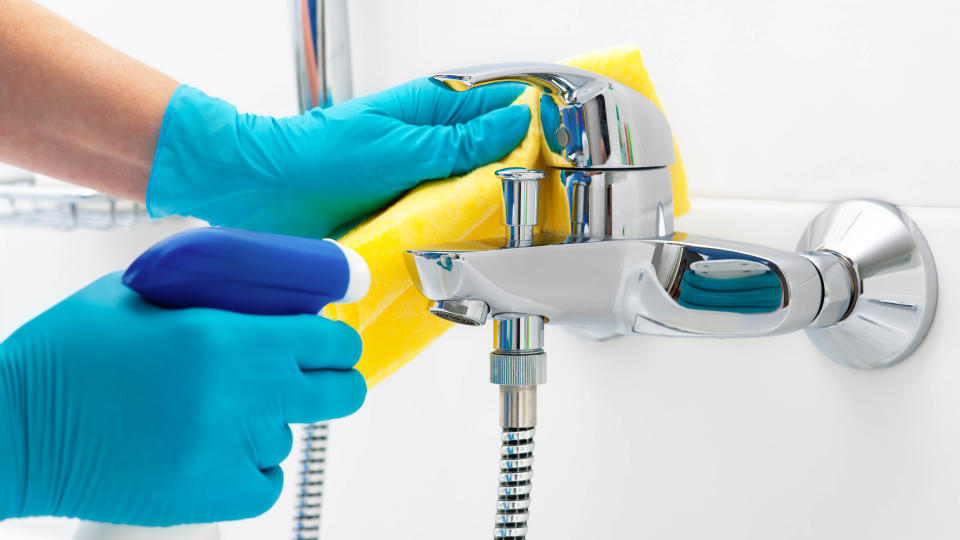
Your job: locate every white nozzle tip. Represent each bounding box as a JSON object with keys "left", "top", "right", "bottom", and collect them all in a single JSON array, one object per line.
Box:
[{"left": 326, "top": 240, "right": 370, "bottom": 303}]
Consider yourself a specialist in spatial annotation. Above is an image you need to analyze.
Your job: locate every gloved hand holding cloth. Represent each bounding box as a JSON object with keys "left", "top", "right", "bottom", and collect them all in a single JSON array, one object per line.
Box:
[{"left": 147, "top": 79, "right": 530, "bottom": 238}]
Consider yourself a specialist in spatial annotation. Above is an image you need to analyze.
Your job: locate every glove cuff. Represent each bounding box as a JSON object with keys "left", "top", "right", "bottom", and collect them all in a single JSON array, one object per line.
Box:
[
  {"left": 0, "top": 342, "right": 25, "bottom": 519},
  {"left": 146, "top": 85, "right": 272, "bottom": 222}
]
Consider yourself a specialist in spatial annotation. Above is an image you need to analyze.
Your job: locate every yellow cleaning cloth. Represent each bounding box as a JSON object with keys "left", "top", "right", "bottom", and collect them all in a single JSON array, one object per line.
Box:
[{"left": 329, "top": 45, "right": 689, "bottom": 387}]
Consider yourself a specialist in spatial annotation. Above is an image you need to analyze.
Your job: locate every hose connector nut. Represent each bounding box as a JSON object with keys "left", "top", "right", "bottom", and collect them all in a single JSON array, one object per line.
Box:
[{"left": 490, "top": 352, "right": 547, "bottom": 386}]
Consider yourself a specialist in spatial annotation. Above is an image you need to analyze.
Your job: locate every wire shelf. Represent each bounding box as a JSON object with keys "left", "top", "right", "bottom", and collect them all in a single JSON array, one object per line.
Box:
[{"left": 0, "top": 175, "right": 153, "bottom": 230}]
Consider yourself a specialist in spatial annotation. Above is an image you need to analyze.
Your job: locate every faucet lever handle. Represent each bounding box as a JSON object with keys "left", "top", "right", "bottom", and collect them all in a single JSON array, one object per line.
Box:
[
  {"left": 433, "top": 62, "right": 675, "bottom": 169},
  {"left": 432, "top": 63, "right": 609, "bottom": 105},
  {"left": 496, "top": 167, "right": 544, "bottom": 227}
]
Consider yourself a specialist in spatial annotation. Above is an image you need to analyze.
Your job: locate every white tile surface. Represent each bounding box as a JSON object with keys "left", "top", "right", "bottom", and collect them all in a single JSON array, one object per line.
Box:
[
  {"left": 0, "top": 164, "right": 32, "bottom": 182},
  {"left": 0, "top": 517, "right": 77, "bottom": 540},
  {"left": 30, "top": 0, "right": 299, "bottom": 118},
  {"left": 347, "top": 0, "right": 960, "bottom": 208},
  {"left": 0, "top": 220, "right": 198, "bottom": 337}
]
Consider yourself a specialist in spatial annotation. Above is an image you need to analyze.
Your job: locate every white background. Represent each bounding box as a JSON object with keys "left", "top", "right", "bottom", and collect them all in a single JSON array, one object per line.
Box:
[{"left": 2, "top": 0, "right": 959, "bottom": 538}]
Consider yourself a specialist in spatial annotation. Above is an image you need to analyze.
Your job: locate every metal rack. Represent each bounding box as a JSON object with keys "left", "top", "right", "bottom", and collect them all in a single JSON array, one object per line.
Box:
[{"left": 0, "top": 174, "right": 152, "bottom": 230}]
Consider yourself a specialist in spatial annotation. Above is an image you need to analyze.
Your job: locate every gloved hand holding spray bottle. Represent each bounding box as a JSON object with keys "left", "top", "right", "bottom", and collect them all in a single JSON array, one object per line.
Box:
[{"left": 58, "top": 226, "right": 370, "bottom": 540}]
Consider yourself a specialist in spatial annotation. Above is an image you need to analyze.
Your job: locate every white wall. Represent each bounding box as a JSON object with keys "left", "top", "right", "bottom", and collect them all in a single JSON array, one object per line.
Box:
[{"left": 2, "top": 0, "right": 959, "bottom": 539}]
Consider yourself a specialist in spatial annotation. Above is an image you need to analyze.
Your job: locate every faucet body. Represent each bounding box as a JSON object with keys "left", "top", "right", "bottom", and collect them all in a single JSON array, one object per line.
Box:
[
  {"left": 416, "top": 63, "right": 844, "bottom": 339},
  {"left": 407, "top": 234, "right": 844, "bottom": 338},
  {"left": 411, "top": 62, "right": 937, "bottom": 370}
]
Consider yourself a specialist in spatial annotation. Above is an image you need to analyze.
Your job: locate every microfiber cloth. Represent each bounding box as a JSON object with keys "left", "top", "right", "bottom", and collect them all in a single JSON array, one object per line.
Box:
[{"left": 327, "top": 45, "right": 689, "bottom": 387}]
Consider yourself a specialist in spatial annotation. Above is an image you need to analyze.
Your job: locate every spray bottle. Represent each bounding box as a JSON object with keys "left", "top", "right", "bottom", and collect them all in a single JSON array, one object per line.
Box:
[{"left": 74, "top": 226, "right": 369, "bottom": 540}]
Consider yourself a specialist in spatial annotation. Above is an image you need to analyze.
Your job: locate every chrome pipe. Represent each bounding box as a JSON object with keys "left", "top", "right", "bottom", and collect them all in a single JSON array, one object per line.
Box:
[
  {"left": 292, "top": 2, "right": 353, "bottom": 539},
  {"left": 293, "top": 0, "right": 352, "bottom": 111}
]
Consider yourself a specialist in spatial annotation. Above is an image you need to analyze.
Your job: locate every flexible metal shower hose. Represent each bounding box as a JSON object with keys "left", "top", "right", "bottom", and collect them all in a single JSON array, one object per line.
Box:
[
  {"left": 496, "top": 427, "right": 536, "bottom": 538},
  {"left": 294, "top": 422, "right": 329, "bottom": 539}
]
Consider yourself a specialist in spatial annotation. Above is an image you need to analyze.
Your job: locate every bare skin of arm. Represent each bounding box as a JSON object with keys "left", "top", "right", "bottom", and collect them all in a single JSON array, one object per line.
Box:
[{"left": 0, "top": 0, "right": 179, "bottom": 202}]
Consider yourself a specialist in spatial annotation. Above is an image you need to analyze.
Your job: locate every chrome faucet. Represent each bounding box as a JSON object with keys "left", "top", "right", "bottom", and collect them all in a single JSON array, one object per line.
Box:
[
  {"left": 406, "top": 62, "right": 938, "bottom": 540},
  {"left": 411, "top": 61, "right": 938, "bottom": 367},
  {"left": 432, "top": 63, "right": 675, "bottom": 239}
]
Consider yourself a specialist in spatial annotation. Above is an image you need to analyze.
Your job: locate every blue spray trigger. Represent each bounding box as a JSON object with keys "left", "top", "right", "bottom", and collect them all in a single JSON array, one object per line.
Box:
[{"left": 122, "top": 227, "right": 369, "bottom": 316}]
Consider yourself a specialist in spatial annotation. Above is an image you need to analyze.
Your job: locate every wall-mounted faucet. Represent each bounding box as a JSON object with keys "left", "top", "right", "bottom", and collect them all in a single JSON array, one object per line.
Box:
[
  {"left": 406, "top": 62, "right": 939, "bottom": 539},
  {"left": 432, "top": 63, "right": 676, "bottom": 239}
]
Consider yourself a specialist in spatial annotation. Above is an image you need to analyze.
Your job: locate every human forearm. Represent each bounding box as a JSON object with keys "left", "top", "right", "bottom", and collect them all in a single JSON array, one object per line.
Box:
[
  {"left": 0, "top": 0, "right": 178, "bottom": 201},
  {"left": 1, "top": 0, "right": 530, "bottom": 236}
]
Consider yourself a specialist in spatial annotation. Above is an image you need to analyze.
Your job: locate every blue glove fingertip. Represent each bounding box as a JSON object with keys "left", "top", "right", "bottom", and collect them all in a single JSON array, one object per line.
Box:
[
  {"left": 469, "top": 81, "right": 528, "bottom": 107},
  {"left": 224, "top": 466, "right": 283, "bottom": 522},
  {"left": 297, "top": 369, "right": 367, "bottom": 422},
  {"left": 253, "top": 426, "right": 294, "bottom": 471},
  {"left": 324, "top": 320, "right": 363, "bottom": 368},
  {"left": 340, "top": 369, "right": 368, "bottom": 414},
  {"left": 418, "top": 78, "right": 527, "bottom": 125},
  {"left": 451, "top": 104, "right": 531, "bottom": 175}
]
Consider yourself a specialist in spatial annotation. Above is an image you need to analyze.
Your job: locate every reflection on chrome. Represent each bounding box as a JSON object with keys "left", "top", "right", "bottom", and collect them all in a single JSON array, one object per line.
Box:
[{"left": 678, "top": 259, "right": 782, "bottom": 314}]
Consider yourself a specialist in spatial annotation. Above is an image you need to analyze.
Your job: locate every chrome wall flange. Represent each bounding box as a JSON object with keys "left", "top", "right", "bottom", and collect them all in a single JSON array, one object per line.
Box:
[{"left": 798, "top": 199, "right": 938, "bottom": 369}]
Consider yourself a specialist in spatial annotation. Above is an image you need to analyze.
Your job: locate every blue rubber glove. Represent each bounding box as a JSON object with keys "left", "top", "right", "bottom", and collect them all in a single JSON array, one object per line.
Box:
[
  {"left": 0, "top": 272, "right": 365, "bottom": 525},
  {"left": 148, "top": 79, "right": 530, "bottom": 238}
]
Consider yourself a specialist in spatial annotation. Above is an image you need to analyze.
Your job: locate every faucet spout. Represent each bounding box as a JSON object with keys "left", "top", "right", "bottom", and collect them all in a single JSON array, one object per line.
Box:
[
  {"left": 406, "top": 234, "right": 843, "bottom": 338},
  {"left": 406, "top": 199, "right": 937, "bottom": 370}
]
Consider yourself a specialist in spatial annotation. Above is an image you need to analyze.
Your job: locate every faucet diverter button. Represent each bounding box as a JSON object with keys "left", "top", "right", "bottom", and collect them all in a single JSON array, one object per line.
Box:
[
  {"left": 496, "top": 167, "right": 545, "bottom": 248},
  {"left": 496, "top": 167, "right": 544, "bottom": 227}
]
